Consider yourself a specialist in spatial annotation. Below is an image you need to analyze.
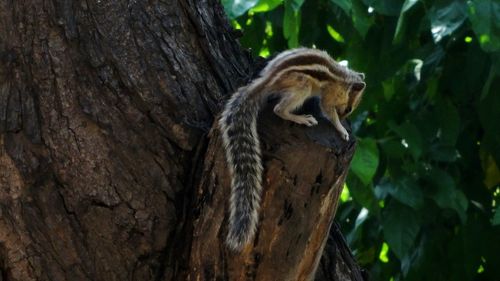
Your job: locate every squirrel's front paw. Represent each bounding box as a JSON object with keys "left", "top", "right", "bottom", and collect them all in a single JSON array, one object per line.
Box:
[
  {"left": 294, "top": 115, "right": 318, "bottom": 127},
  {"left": 340, "top": 128, "right": 349, "bottom": 141}
]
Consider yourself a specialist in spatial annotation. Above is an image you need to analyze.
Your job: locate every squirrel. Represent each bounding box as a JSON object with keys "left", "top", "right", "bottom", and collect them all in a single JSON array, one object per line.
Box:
[{"left": 219, "top": 48, "right": 366, "bottom": 251}]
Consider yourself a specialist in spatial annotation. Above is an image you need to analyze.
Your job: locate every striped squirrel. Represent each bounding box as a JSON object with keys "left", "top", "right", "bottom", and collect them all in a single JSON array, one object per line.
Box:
[{"left": 219, "top": 48, "right": 366, "bottom": 251}]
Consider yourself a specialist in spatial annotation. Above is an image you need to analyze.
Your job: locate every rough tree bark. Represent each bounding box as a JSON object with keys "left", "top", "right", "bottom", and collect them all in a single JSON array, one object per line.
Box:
[
  {"left": 0, "top": 0, "right": 363, "bottom": 280},
  {"left": 186, "top": 100, "right": 358, "bottom": 281}
]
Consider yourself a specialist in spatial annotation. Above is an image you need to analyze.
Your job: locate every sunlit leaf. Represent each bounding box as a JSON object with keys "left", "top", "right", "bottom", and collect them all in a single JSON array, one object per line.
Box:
[
  {"left": 251, "top": 0, "right": 283, "bottom": 13},
  {"left": 327, "top": 25, "right": 345, "bottom": 43},
  {"left": 283, "top": 0, "right": 301, "bottom": 47},
  {"left": 222, "top": 0, "right": 260, "bottom": 18},
  {"left": 379, "top": 242, "right": 390, "bottom": 263},
  {"left": 340, "top": 184, "right": 351, "bottom": 202}
]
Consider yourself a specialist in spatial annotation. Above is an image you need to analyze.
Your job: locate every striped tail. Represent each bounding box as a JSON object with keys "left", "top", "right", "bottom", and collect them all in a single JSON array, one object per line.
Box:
[{"left": 219, "top": 82, "right": 266, "bottom": 251}]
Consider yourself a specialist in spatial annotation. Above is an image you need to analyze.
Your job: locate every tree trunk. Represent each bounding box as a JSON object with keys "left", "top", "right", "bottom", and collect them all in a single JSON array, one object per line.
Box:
[
  {"left": 0, "top": 0, "right": 362, "bottom": 280},
  {"left": 186, "top": 99, "right": 356, "bottom": 281},
  {"left": 315, "top": 222, "right": 367, "bottom": 281}
]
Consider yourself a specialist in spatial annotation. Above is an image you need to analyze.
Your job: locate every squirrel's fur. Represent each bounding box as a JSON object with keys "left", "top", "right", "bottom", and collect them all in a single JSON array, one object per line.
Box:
[{"left": 219, "top": 48, "right": 366, "bottom": 251}]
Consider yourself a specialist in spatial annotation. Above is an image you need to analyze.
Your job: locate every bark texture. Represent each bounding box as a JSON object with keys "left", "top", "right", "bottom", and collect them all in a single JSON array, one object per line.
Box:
[
  {"left": 315, "top": 222, "right": 367, "bottom": 281},
  {"left": 186, "top": 100, "right": 357, "bottom": 281},
  {"left": 0, "top": 0, "right": 363, "bottom": 280}
]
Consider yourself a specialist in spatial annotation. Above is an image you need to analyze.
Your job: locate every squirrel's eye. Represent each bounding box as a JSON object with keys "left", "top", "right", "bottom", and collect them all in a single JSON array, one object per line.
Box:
[{"left": 346, "top": 106, "right": 352, "bottom": 113}]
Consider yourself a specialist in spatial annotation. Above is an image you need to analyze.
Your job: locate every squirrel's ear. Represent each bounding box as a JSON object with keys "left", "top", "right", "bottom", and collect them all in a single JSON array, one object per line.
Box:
[{"left": 352, "top": 81, "right": 366, "bottom": 92}]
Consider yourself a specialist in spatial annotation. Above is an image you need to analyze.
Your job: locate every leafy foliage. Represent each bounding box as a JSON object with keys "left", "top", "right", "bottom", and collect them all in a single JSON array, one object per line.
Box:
[{"left": 221, "top": 0, "right": 500, "bottom": 280}]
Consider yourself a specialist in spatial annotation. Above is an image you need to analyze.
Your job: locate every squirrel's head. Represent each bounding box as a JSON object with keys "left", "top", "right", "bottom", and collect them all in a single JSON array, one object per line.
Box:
[{"left": 337, "top": 72, "right": 365, "bottom": 119}]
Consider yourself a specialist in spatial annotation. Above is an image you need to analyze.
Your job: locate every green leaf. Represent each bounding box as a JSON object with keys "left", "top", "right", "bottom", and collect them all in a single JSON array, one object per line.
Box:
[
  {"left": 327, "top": 25, "right": 345, "bottom": 43},
  {"left": 283, "top": 0, "right": 301, "bottom": 47},
  {"left": 393, "top": 0, "right": 419, "bottom": 43},
  {"left": 480, "top": 55, "right": 500, "bottom": 100},
  {"left": 382, "top": 201, "right": 420, "bottom": 259},
  {"left": 482, "top": 153, "right": 500, "bottom": 188},
  {"left": 330, "top": 0, "right": 352, "bottom": 15},
  {"left": 389, "top": 121, "right": 423, "bottom": 160},
  {"left": 493, "top": 205, "right": 500, "bottom": 226},
  {"left": 225, "top": 1, "right": 500, "bottom": 279},
  {"left": 427, "top": 169, "right": 468, "bottom": 223},
  {"left": 420, "top": 46, "right": 446, "bottom": 82},
  {"left": 380, "top": 139, "right": 406, "bottom": 159},
  {"left": 435, "top": 100, "right": 460, "bottom": 146},
  {"left": 236, "top": 14, "right": 267, "bottom": 56},
  {"left": 379, "top": 178, "right": 424, "bottom": 210},
  {"left": 362, "top": 0, "right": 404, "bottom": 16},
  {"left": 351, "top": 137, "right": 380, "bottom": 186},
  {"left": 352, "top": 0, "right": 374, "bottom": 38},
  {"left": 382, "top": 78, "right": 396, "bottom": 101},
  {"left": 290, "top": 0, "right": 304, "bottom": 11},
  {"left": 429, "top": 144, "right": 459, "bottom": 162},
  {"left": 400, "top": 0, "right": 419, "bottom": 20},
  {"left": 468, "top": 0, "right": 500, "bottom": 52},
  {"left": 347, "top": 174, "right": 379, "bottom": 211},
  {"left": 222, "top": 0, "right": 260, "bottom": 18},
  {"left": 379, "top": 242, "right": 390, "bottom": 263},
  {"left": 479, "top": 76, "right": 500, "bottom": 165},
  {"left": 429, "top": 0, "right": 467, "bottom": 42},
  {"left": 251, "top": 0, "right": 284, "bottom": 13}
]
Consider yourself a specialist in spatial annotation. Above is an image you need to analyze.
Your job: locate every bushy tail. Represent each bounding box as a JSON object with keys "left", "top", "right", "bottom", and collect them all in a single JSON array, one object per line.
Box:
[{"left": 219, "top": 82, "right": 266, "bottom": 251}]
